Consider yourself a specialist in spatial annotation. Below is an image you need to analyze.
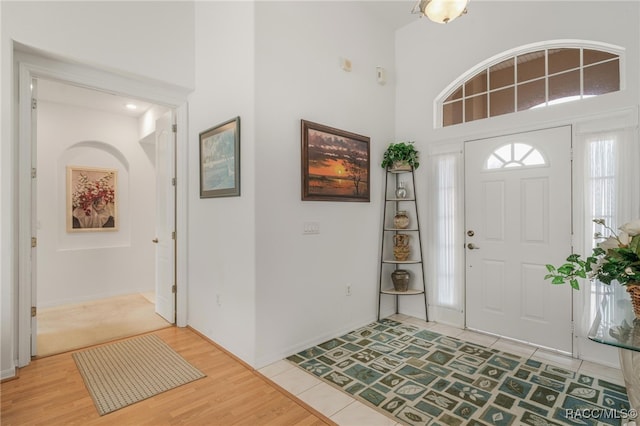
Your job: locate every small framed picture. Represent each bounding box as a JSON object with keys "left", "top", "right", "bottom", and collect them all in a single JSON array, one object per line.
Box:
[
  {"left": 199, "top": 116, "right": 241, "bottom": 198},
  {"left": 301, "top": 120, "right": 370, "bottom": 202},
  {"left": 67, "top": 166, "right": 118, "bottom": 232}
]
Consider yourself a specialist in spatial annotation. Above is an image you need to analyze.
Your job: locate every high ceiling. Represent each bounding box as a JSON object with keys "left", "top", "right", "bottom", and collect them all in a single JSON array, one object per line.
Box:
[
  {"left": 35, "top": 1, "right": 422, "bottom": 116},
  {"left": 363, "top": 1, "right": 417, "bottom": 30}
]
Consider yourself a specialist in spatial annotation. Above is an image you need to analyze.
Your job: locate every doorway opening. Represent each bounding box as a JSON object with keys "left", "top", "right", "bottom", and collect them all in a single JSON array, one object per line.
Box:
[
  {"left": 13, "top": 42, "right": 191, "bottom": 367},
  {"left": 33, "top": 78, "right": 176, "bottom": 357}
]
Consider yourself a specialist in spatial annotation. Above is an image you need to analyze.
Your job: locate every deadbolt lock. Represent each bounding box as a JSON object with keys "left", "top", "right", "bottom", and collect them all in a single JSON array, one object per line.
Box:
[{"left": 467, "top": 230, "right": 475, "bottom": 237}]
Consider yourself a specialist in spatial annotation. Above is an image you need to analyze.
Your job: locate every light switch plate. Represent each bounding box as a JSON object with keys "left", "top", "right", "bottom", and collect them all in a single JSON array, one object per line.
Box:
[{"left": 303, "top": 221, "right": 320, "bottom": 235}]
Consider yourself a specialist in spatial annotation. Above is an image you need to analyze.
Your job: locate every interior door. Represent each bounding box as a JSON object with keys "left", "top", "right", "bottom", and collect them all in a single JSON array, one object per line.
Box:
[
  {"left": 154, "top": 111, "right": 176, "bottom": 323},
  {"left": 465, "top": 126, "right": 573, "bottom": 352}
]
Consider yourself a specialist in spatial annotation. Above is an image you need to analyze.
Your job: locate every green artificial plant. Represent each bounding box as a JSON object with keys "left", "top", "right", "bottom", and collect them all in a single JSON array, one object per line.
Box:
[
  {"left": 544, "top": 218, "right": 640, "bottom": 290},
  {"left": 381, "top": 141, "right": 420, "bottom": 170}
]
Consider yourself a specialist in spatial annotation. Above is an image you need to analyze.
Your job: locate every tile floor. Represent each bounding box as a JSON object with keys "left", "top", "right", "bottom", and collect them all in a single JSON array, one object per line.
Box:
[{"left": 257, "top": 314, "right": 626, "bottom": 426}]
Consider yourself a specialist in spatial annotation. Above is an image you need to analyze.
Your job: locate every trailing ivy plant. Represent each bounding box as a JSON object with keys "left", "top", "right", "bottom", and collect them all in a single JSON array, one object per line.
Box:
[{"left": 381, "top": 142, "right": 420, "bottom": 170}]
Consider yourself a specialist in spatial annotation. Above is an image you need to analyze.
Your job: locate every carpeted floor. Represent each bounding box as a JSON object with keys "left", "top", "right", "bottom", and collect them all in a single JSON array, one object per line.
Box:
[
  {"left": 37, "top": 293, "right": 171, "bottom": 356},
  {"left": 73, "top": 334, "right": 206, "bottom": 415},
  {"left": 288, "top": 318, "right": 632, "bottom": 426}
]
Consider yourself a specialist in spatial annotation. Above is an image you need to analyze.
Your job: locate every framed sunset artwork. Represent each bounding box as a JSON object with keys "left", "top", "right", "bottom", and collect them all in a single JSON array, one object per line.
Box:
[{"left": 301, "top": 120, "right": 370, "bottom": 202}]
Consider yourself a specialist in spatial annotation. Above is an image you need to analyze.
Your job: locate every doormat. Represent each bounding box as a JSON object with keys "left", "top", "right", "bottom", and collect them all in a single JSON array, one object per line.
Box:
[
  {"left": 287, "top": 319, "right": 631, "bottom": 425},
  {"left": 73, "top": 334, "right": 205, "bottom": 415}
]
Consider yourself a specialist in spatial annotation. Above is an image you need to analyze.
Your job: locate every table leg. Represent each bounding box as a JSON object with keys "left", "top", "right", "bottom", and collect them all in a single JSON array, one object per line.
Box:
[{"left": 619, "top": 347, "right": 640, "bottom": 425}]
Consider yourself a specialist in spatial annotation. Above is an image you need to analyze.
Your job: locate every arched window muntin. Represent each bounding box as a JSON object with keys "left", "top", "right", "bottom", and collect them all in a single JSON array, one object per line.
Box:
[{"left": 435, "top": 40, "right": 625, "bottom": 128}]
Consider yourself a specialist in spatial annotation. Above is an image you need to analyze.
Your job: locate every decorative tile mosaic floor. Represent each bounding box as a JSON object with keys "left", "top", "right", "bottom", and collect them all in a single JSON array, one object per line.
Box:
[{"left": 287, "top": 319, "right": 632, "bottom": 425}]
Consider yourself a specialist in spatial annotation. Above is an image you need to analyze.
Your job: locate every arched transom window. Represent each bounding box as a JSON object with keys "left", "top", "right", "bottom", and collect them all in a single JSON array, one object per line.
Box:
[
  {"left": 486, "top": 143, "right": 546, "bottom": 170},
  {"left": 440, "top": 42, "right": 623, "bottom": 127}
]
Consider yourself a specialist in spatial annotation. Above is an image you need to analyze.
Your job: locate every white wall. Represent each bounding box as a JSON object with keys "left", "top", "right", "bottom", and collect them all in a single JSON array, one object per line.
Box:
[
  {"left": 4, "top": 0, "right": 636, "bottom": 380},
  {"left": 1, "top": 0, "right": 194, "bottom": 379},
  {"left": 2, "top": 1, "right": 194, "bottom": 90},
  {"left": 395, "top": 1, "right": 640, "bottom": 362},
  {"left": 36, "top": 100, "right": 156, "bottom": 307},
  {"left": 252, "top": 2, "right": 396, "bottom": 367},
  {"left": 396, "top": 1, "right": 639, "bottom": 145},
  {"left": 186, "top": 1, "right": 257, "bottom": 364}
]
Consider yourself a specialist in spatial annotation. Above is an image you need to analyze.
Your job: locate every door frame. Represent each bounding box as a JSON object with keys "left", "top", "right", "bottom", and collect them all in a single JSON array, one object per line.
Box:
[{"left": 15, "top": 44, "right": 190, "bottom": 367}]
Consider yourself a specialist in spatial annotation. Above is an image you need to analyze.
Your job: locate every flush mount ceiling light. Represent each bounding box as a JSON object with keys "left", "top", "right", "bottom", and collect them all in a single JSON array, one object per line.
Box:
[
  {"left": 125, "top": 103, "right": 138, "bottom": 110},
  {"left": 412, "top": 0, "right": 469, "bottom": 24}
]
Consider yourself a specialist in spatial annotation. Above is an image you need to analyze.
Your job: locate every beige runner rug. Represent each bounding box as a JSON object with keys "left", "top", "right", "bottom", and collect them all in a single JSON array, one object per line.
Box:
[{"left": 73, "top": 334, "right": 206, "bottom": 415}]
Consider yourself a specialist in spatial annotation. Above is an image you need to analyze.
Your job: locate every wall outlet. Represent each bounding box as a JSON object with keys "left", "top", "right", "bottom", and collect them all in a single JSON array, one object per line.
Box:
[
  {"left": 346, "top": 284, "right": 352, "bottom": 296},
  {"left": 216, "top": 294, "right": 222, "bottom": 306}
]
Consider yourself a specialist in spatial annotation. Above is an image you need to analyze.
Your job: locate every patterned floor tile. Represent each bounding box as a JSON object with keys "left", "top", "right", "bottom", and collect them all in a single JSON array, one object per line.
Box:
[{"left": 287, "top": 319, "right": 631, "bottom": 425}]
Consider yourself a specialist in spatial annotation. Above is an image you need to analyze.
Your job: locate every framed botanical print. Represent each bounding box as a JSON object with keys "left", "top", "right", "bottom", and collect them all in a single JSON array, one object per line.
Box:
[{"left": 67, "top": 166, "right": 118, "bottom": 232}]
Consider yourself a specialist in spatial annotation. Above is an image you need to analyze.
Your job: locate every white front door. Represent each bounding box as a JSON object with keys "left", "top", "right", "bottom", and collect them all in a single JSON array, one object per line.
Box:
[
  {"left": 155, "top": 111, "right": 176, "bottom": 323},
  {"left": 465, "top": 126, "right": 573, "bottom": 352}
]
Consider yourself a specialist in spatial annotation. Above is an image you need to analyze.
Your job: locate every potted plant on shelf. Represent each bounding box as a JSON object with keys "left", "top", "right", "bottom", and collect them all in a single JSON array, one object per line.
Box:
[
  {"left": 544, "top": 218, "right": 640, "bottom": 318},
  {"left": 381, "top": 141, "right": 420, "bottom": 171}
]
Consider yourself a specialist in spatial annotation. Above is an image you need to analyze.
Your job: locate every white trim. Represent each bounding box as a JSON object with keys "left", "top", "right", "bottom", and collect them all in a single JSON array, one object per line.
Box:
[
  {"left": 175, "top": 103, "right": 189, "bottom": 328},
  {"left": 1, "top": 367, "right": 17, "bottom": 381},
  {"left": 434, "top": 39, "right": 626, "bottom": 128},
  {"left": 17, "top": 62, "right": 32, "bottom": 366},
  {"left": 14, "top": 45, "right": 190, "bottom": 366}
]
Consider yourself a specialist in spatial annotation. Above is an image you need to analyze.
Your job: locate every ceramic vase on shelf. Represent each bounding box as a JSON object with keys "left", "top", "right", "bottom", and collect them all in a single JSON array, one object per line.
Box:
[
  {"left": 391, "top": 269, "right": 410, "bottom": 292},
  {"left": 395, "top": 181, "right": 407, "bottom": 199},
  {"left": 393, "top": 211, "right": 410, "bottom": 229},
  {"left": 393, "top": 234, "right": 411, "bottom": 261}
]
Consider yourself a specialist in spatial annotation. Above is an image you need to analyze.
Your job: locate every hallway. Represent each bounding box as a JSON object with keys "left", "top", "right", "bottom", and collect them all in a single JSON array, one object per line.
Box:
[{"left": 37, "top": 292, "right": 171, "bottom": 357}]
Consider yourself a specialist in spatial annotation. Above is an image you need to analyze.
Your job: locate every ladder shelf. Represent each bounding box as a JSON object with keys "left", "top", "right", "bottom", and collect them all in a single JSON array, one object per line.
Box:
[{"left": 377, "top": 167, "right": 428, "bottom": 321}]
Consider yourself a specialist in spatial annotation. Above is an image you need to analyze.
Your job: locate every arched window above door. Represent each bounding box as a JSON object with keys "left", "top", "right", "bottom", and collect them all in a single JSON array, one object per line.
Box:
[{"left": 438, "top": 41, "right": 623, "bottom": 128}]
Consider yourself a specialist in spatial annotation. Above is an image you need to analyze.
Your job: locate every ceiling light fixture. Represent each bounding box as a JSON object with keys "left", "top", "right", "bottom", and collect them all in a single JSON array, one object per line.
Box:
[
  {"left": 125, "top": 103, "right": 138, "bottom": 110},
  {"left": 412, "top": 0, "right": 469, "bottom": 24}
]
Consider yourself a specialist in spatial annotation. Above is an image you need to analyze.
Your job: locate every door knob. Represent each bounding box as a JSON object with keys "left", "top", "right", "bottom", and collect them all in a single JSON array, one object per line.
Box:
[
  {"left": 467, "top": 243, "right": 479, "bottom": 250},
  {"left": 152, "top": 238, "right": 159, "bottom": 243}
]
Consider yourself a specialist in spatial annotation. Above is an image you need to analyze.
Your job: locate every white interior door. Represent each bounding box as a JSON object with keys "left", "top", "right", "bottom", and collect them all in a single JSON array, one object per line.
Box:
[
  {"left": 155, "top": 111, "right": 176, "bottom": 323},
  {"left": 465, "top": 126, "right": 573, "bottom": 352}
]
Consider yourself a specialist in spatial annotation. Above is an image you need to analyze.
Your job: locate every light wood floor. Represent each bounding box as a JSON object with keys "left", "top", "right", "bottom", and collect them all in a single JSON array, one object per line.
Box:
[
  {"left": 37, "top": 293, "right": 171, "bottom": 357},
  {"left": 1, "top": 327, "right": 335, "bottom": 426}
]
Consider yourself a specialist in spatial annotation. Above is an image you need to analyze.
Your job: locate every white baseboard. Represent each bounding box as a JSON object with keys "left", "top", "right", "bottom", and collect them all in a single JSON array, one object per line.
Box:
[{"left": 1, "top": 365, "right": 17, "bottom": 380}]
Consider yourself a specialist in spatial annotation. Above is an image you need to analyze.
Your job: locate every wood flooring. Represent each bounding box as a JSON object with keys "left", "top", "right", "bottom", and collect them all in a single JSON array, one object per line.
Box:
[
  {"left": 37, "top": 293, "right": 171, "bottom": 357},
  {"left": 1, "top": 327, "right": 335, "bottom": 426}
]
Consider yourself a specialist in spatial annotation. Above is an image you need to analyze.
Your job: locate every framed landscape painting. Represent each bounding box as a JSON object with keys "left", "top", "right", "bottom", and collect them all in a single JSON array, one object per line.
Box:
[
  {"left": 301, "top": 120, "right": 370, "bottom": 202},
  {"left": 200, "top": 116, "right": 241, "bottom": 198},
  {"left": 67, "top": 166, "right": 118, "bottom": 232}
]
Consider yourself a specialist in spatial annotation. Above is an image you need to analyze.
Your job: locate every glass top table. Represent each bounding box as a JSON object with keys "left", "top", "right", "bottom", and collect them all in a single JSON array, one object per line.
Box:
[
  {"left": 588, "top": 287, "right": 640, "bottom": 352},
  {"left": 588, "top": 287, "right": 640, "bottom": 419}
]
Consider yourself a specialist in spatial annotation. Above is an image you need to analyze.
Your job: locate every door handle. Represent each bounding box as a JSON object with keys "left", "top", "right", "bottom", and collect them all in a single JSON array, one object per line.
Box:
[
  {"left": 152, "top": 238, "right": 159, "bottom": 243},
  {"left": 467, "top": 243, "right": 479, "bottom": 250}
]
